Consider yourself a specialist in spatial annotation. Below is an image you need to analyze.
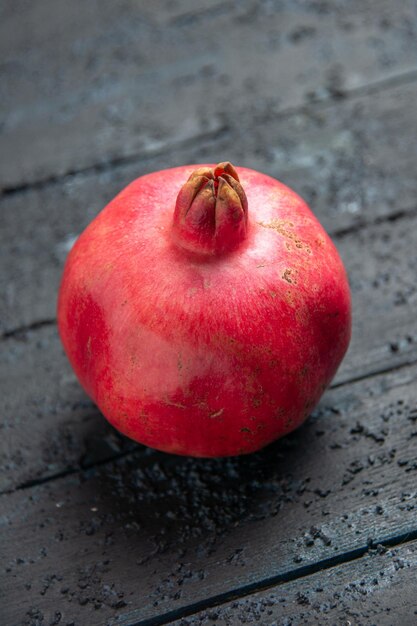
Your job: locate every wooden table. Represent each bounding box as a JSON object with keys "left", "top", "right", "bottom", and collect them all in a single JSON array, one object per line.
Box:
[{"left": 2, "top": 2, "right": 417, "bottom": 624}]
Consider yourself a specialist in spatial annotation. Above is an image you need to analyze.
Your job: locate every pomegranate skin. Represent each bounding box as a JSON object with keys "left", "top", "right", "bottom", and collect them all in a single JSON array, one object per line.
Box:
[{"left": 57, "top": 164, "right": 351, "bottom": 457}]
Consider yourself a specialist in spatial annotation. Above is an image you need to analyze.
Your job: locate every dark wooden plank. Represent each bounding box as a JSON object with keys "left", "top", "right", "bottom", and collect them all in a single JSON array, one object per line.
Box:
[
  {"left": 0, "top": 323, "right": 137, "bottom": 495},
  {"left": 2, "top": 4, "right": 417, "bottom": 626},
  {"left": 171, "top": 539, "right": 417, "bottom": 626},
  {"left": 2, "top": 361, "right": 417, "bottom": 625},
  {"left": 2, "top": 0, "right": 417, "bottom": 188},
  {"left": 2, "top": 78, "right": 417, "bottom": 336},
  {"left": 2, "top": 206, "right": 417, "bottom": 493},
  {"left": 335, "top": 211, "right": 417, "bottom": 386}
]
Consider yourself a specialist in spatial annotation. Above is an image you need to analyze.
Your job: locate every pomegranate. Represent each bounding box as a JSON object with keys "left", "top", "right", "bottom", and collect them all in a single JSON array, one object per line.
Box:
[{"left": 58, "top": 162, "right": 351, "bottom": 457}]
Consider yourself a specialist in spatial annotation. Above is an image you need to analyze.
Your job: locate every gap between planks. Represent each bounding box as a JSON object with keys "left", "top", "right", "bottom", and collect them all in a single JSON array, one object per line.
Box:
[
  {"left": 2, "top": 66, "right": 417, "bottom": 199},
  {"left": 0, "top": 125, "right": 230, "bottom": 198},
  {"left": 117, "top": 527, "right": 417, "bottom": 626}
]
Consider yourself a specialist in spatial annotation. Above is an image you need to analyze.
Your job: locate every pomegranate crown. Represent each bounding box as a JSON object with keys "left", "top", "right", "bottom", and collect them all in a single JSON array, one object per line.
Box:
[{"left": 172, "top": 162, "right": 248, "bottom": 256}]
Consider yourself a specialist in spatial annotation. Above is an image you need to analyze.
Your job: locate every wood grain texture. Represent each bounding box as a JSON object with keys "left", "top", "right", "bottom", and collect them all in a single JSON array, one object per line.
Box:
[
  {"left": 3, "top": 2, "right": 417, "bottom": 624},
  {"left": 172, "top": 539, "right": 417, "bottom": 625},
  {"left": 2, "top": 0, "right": 417, "bottom": 188},
  {"left": 2, "top": 361, "right": 417, "bottom": 625},
  {"left": 2, "top": 79, "right": 417, "bottom": 336}
]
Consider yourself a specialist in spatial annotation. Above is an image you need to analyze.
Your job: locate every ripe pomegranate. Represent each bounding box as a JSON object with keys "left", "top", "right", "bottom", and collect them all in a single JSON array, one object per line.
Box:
[{"left": 58, "top": 162, "right": 351, "bottom": 457}]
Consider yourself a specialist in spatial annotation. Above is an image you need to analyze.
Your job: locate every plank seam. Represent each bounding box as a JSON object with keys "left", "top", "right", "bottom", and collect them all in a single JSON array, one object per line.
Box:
[
  {"left": 332, "top": 357, "right": 417, "bottom": 389},
  {"left": 120, "top": 528, "right": 417, "bottom": 626},
  {"left": 1, "top": 318, "right": 56, "bottom": 341},
  {"left": 331, "top": 206, "right": 417, "bottom": 239},
  {"left": 2, "top": 67, "right": 417, "bottom": 198},
  {"left": 0, "top": 126, "right": 230, "bottom": 198},
  {"left": 0, "top": 448, "right": 137, "bottom": 496}
]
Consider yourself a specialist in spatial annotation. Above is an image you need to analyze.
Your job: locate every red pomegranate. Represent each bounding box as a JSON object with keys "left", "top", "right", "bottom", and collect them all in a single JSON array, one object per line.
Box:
[{"left": 58, "top": 162, "right": 351, "bottom": 457}]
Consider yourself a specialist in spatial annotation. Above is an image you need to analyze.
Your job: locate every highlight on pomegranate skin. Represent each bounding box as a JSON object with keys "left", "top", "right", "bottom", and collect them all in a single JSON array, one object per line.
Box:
[{"left": 58, "top": 161, "right": 351, "bottom": 458}]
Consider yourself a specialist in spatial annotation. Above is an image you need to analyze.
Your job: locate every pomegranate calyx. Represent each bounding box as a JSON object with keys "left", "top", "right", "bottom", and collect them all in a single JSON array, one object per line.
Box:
[{"left": 172, "top": 162, "right": 248, "bottom": 256}]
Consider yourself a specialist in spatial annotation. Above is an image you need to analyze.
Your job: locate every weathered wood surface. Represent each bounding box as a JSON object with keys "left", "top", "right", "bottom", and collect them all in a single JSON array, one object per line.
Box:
[
  {"left": 2, "top": 361, "right": 417, "bottom": 625},
  {"left": 3, "top": 1, "right": 417, "bottom": 625},
  {"left": 2, "top": 0, "right": 417, "bottom": 189},
  {"left": 2, "top": 209, "right": 417, "bottom": 494},
  {"left": 172, "top": 540, "right": 417, "bottom": 625},
  {"left": 2, "top": 78, "right": 417, "bottom": 337}
]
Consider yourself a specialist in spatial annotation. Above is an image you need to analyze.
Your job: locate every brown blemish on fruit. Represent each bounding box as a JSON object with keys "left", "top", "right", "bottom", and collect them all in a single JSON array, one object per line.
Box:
[
  {"left": 274, "top": 407, "right": 286, "bottom": 420},
  {"left": 257, "top": 219, "right": 312, "bottom": 253},
  {"left": 104, "top": 262, "right": 114, "bottom": 271},
  {"left": 252, "top": 397, "right": 262, "bottom": 408},
  {"left": 295, "top": 305, "right": 310, "bottom": 325},
  {"left": 210, "top": 332, "right": 244, "bottom": 357},
  {"left": 282, "top": 268, "right": 297, "bottom": 284},
  {"left": 209, "top": 408, "right": 224, "bottom": 419},
  {"left": 164, "top": 399, "right": 187, "bottom": 409},
  {"left": 240, "top": 427, "right": 252, "bottom": 433},
  {"left": 195, "top": 399, "right": 209, "bottom": 411},
  {"left": 257, "top": 219, "right": 293, "bottom": 233},
  {"left": 284, "top": 290, "right": 296, "bottom": 307}
]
